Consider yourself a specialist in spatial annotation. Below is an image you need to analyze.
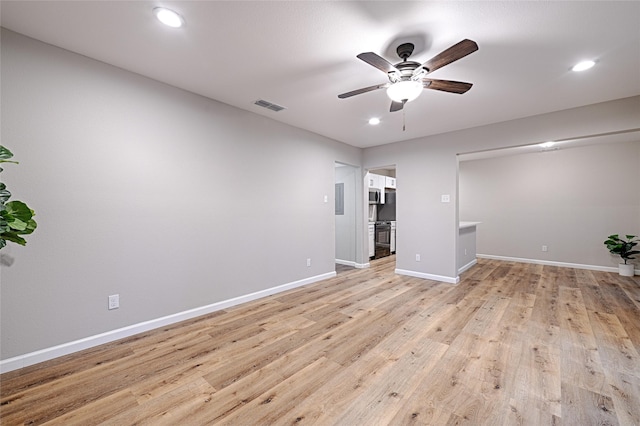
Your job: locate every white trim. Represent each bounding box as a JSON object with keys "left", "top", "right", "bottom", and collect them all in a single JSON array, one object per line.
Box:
[
  {"left": 335, "top": 259, "right": 369, "bottom": 269},
  {"left": 395, "top": 268, "right": 460, "bottom": 284},
  {"left": 477, "top": 254, "right": 639, "bottom": 274},
  {"left": 458, "top": 259, "right": 478, "bottom": 275},
  {"left": 0, "top": 271, "right": 336, "bottom": 374}
]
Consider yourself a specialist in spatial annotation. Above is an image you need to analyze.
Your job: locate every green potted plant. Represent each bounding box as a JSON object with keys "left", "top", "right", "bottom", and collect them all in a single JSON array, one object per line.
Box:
[
  {"left": 604, "top": 234, "right": 639, "bottom": 277},
  {"left": 1, "top": 146, "right": 37, "bottom": 250}
]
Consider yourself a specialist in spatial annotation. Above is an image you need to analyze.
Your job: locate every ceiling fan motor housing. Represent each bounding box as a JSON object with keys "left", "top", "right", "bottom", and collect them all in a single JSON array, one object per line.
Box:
[{"left": 389, "top": 61, "right": 422, "bottom": 84}]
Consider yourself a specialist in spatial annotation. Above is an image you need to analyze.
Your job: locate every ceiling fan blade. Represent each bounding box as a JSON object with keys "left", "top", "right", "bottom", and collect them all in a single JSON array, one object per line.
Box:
[
  {"left": 338, "top": 83, "right": 389, "bottom": 99},
  {"left": 390, "top": 101, "right": 404, "bottom": 112},
  {"left": 421, "top": 39, "right": 478, "bottom": 74},
  {"left": 357, "top": 52, "right": 400, "bottom": 74},
  {"left": 423, "top": 79, "right": 473, "bottom": 94}
]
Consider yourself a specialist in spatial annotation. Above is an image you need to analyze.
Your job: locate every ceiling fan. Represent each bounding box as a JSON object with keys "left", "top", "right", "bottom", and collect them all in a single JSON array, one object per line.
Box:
[{"left": 338, "top": 39, "right": 479, "bottom": 113}]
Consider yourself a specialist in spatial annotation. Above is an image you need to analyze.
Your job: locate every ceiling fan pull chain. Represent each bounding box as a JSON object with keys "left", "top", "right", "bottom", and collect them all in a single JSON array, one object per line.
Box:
[{"left": 402, "top": 100, "right": 406, "bottom": 131}]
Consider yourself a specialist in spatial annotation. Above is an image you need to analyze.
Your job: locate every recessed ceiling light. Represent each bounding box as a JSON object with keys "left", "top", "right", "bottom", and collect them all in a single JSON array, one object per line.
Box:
[
  {"left": 539, "top": 141, "right": 555, "bottom": 148},
  {"left": 369, "top": 118, "right": 381, "bottom": 125},
  {"left": 572, "top": 60, "right": 595, "bottom": 72},
  {"left": 153, "top": 7, "right": 184, "bottom": 28}
]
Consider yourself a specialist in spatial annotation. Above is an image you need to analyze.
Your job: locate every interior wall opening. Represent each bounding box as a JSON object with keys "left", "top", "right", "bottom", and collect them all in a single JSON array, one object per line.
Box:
[
  {"left": 335, "top": 162, "right": 358, "bottom": 272},
  {"left": 367, "top": 166, "right": 397, "bottom": 268}
]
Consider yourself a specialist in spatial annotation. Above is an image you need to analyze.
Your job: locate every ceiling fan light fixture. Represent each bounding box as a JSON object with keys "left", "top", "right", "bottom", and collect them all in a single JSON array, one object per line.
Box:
[
  {"left": 154, "top": 7, "right": 184, "bottom": 28},
  {"left": 386, "top": 80, "right": 423, "bottom": 103}
]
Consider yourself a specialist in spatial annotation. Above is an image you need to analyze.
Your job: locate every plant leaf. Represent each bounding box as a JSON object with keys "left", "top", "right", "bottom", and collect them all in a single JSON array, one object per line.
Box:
[
  {"left": 19, "top": 218, "right": 37, "bottom": 235},
  {"left": 0, "top": 146, "right": 18, "bottom": 164},
  {"left": 0, "top": 146, "right": 14, "bottom": 160},
  {"left": 7, "top": 217, "right": 28, "bottom": 231},
  {"left": 0, "top": 187, "right": 11, "bottom": 203},
  {"left": 5, "top": 201, "right": 34, "bottom": 223},
  {"left": 1, "top": 231, "right": 27, "bottom": 246}
]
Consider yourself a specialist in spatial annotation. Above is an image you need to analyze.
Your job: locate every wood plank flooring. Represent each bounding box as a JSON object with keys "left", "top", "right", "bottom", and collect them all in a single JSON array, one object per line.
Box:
[{"left": 1, "top": 257, "right": 639, "bottom": 425}]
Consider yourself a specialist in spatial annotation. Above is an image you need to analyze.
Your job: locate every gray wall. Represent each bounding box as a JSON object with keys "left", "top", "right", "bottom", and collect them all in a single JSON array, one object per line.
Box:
[
  {"left": 0, "top": 29, "right": 361, "bottom": 360},
  {"left": 458, "top": 226, "right": 478, "bottom": 271},
  {"left": 459, "top": 141, "right": 640, "bottom": 268},
  {"left": 363, "top": 96, "right": 640, "bottom": 282}
]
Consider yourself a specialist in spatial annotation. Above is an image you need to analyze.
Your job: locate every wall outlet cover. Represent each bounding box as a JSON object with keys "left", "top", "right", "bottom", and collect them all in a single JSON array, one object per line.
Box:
[{"left": 108, "top": 294, "right": 119, "bottom": 310}]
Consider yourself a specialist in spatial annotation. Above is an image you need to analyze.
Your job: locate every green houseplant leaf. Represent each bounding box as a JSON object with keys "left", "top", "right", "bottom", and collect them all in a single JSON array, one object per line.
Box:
[
  {"left": 4, "top": 201, "right": 34, "bottom": 230},
  {"left": 0, "top": 146, "right": 18, "bottom": 171},
  {"left": 0, "top": 182, "right": 10, "bottom": 203}
]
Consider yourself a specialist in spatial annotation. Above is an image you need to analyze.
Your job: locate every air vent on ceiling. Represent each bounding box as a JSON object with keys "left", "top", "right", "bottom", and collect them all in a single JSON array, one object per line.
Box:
[{"left": 254, "top": 99, "right": 286, "bottom": 112}]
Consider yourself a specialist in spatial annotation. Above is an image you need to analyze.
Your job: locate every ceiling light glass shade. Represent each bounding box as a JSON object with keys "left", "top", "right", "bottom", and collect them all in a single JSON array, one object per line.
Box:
[
  {"left": 386, "top": 80, "right": 423, "bottom": 102},
  {"left": 368, "top": 117, "right": 381, "bottom": 125},
  {"left": 154, "top": 7, "right": 184, "bottom": 28},
  {"left": 572, "top": 60, "right": 595, "bottom": 72}
]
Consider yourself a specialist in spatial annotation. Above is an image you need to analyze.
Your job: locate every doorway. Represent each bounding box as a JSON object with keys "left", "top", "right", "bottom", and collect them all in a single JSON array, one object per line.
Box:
[
  {"left": 368, "top": 166, "right": 397, "bottom": 268},
  {"left": 335, "top": 162, "right": 358, "bottom": 271}
]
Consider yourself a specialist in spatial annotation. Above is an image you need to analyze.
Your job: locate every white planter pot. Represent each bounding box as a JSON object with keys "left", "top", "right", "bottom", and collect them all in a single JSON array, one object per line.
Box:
[{"left": 619, "top": 263, "right": 635, "bottom": 277}]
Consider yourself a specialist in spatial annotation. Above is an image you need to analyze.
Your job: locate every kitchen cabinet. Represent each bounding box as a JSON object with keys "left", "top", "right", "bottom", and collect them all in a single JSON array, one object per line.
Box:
[
  {"left": 368, "top": 223, "right": 375, "bottom": 258},
  {"left": 368, "top": 173, "right": 396, "bottom": 189},
  {"left": 390, "top": 221, "right": 396, "bottom": 253},
  {"left": 385, "top": 176, "right": 396, "bottom": 189},
  {"left": 367, "top": 173, "right": 381, "bottom": 189}
]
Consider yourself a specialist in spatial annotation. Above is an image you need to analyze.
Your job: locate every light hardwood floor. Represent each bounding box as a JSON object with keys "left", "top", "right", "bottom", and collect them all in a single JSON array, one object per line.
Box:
[{"left": 1, "top": 257, "right": 639, "bottom": 425}]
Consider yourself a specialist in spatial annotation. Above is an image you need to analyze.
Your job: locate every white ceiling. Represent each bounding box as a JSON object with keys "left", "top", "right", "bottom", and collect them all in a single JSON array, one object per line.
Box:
[{"left": 2, "top": 1, "right": 639, "bottom": 148}]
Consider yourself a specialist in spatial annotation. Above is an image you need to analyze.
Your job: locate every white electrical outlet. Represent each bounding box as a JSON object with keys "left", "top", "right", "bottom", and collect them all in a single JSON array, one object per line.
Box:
[
  {"left": 415, "top": 254, "right": 421, "bottom": 262},
  {"left": 108, "top": 294, "right": 119, "bottom": 310},
  {"left": 307, "top": 258, "right": 311, "bottom": 267},
  {"left": 542, "top": 245, "right": 548, "bottom": 252},
  {"left": 441, "top": 194, "right": 450, "bottom": 203}
]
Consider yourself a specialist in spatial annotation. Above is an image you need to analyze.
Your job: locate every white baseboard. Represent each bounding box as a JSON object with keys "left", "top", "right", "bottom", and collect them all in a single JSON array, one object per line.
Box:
[
  {"left": 477, "top": 254, "right": 639, "bottom": 274},
  {"left": 458, "top": 259, "right": 478, "bottom": 275},
  {"left": 335, "top": 259, "right": 369, "bottom": 269},
  {"left": 0, "top": 271, "right": 336, "bottom": 374},
  {"left": 395, "top": 268, "right": 459, "bottom": 284}
]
